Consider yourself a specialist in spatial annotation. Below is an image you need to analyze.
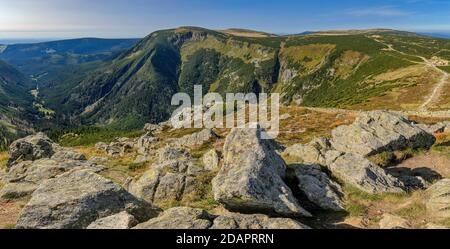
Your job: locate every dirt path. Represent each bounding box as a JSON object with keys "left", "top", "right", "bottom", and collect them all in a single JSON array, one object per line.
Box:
[{"left": 370, "top": 37, "right": 449, "bottom": 111}]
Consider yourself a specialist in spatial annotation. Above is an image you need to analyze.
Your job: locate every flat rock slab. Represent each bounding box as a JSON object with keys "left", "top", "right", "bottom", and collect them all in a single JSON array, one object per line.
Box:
[
  {"left": 16, "top": 169, "right": 160, "bottom": 229},
  {"left": 87, "top": 211, "right": 138, "bottom": 229},
  {"left": 211, "top": 213, "right": 310, "bottom": 229},
  {"left": 331, "top": 111, "right": 435, "bottom": 157},
  {"left": 326, "top": 151, "right": 405, "bottom": 194},
  {"left": 133, "top": 207, "right": 212, "bottom": 229}
]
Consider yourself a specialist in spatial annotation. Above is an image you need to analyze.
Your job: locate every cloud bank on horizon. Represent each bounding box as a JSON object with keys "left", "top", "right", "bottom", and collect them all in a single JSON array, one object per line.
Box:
[{"left": 0, "top": 0, "right": 449, "bottom": 39}]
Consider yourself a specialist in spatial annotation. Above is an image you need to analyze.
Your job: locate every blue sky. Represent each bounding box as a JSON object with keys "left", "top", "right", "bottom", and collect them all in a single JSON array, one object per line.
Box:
[{"left": 1, "top": 0, "right": 450, "bottom": 39}]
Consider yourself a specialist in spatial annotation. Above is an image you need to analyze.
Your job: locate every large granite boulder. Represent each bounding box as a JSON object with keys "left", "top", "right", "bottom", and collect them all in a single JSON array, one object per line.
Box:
[
  {"left": 212, "top": 127, "right": 311, "bottom": 217},
  {"left": 331, "top": 111, "right": 435, "bottom": 156},
  {"left": 7, "top": 133, "right": 58, "bottom": 167},
  {"left": 0, "top": 152, "right": 100, "bottom": 201},
  {"left": 133, "top": 207, "right": 212, "bottom": 229},
  {"left": 292, "top": 164, "right": 344, "bottom": 211},
  {"left": 16, "top": 169, "right": 160, "bottom": 229},
  {"left": 128, "top": 147, "right": 202, "bottom": 203},
  {"left": 325, "top": 151, "right": 405, "bottom": 194},
  {"left": 425, "top": 179, "right": 450, "bottom": 220},
  {"left": 211, "top": 213, "right": 310, "bottom": 229}
]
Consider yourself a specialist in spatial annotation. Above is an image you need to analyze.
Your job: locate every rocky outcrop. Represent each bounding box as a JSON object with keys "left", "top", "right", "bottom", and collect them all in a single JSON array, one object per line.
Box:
[
  {"left": 87, "top": 211, "right": 138, "bottom": 229},
  {"left": 202, "top": 149, "right": 220, "bottom": 171},
  {"left": 133, "top": 207, "right": 212, "bottom": 229},
  {"left": 425, "top": 179, "right": 450, "bottom": 220},
  {"left": 172, "top": 129, "right": 218, "bottom": 148},
  {"left": 292, "top": 164, "right": 344, "bottom": 211},
  {"left": 133, "top": 207, "right": 310, "bottom": 229},
  {"left": 7, "top": 133, "right": 58, "bottom": 167},
  {"left": 283, "top": 137, "right": 331, "bottom": 165},
  {"left": 211, "top": 213, "right": 310, "bottom": 229},
  {"left": 212, "top": 127, "right": 311, "bottom": 217},
  {"left": 325, "top": 151, "right": 404, "bottom": 194},
  {"left": 95, "top": 137, "right": 136, "bottom": 157},
  {"left": 135, "top": 133, "right": 158, "bottom": 155},
  {"left": 51, "top": 150, "right": 86, "bottom": 161},
  {"left": 0, "top": 154, "right": 102, "bottom": 201},
  {"left": 128, "top": 147, "right": 203, "bottom": 203},
  {"left": 143, "top": 123, "right": 165, "bottom": 135},
  {"left": 416, "top": 122, "right": 448, "bottom": 134},
  {"left": 16, "top": 169, "right": 160, "bottom": 229},
  {"left": 331, "top": 111, "right": 435, "bottom": 157}
]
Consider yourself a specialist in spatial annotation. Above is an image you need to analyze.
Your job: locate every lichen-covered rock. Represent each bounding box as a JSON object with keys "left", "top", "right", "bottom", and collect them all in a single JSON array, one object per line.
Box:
[
  {"left": 128, "top": 148, "right": 200, "bottom": 203},
  {"left": 293, "top": 164, "right": 344, "bottom": 211},
  {"left": 202, "top": 149, "right": 220, "bottom": 171},
  {"left": 133, "top": 207, "right": 212, "bottom": 229},
  {"left": 153, "top": 172, "right": 186, "bottom": 201},
  {"left": 173, "top": 129, "right": 218, "bottom": 148},
  {"left": 425, "top": 179, "right": 450, "bottom": 220},
  {"left": 128, "top": 168, "right": 161, "bottom": 203},
  {"left": 0, "top": 156, "right": 103, "bottom": 200},
  {"left": 143, "top": 123, "right": 165, "bottom": 135},
  {"left": 325, "top": 151, "right": 405, "bottom": 194},
  {"left": 283, "top": 137, "right": 331, "bottom": 165},
  {"left": 51, "top": 150, "right": 86, "bottom": 161},
  {"left": 331, "top": 111, "right": 435, "bottom": 156},
  {"left": 16, "top": 169, "right": 160, "bottom": 229},
  {"left": 0, "top": 181, "right": 38, "bottom": 200},
  {"left": 212, "top": 127, "right": 311, "bottom": 217},
  {"left": 87, "top": 211, "right": 138, "bottom": 229},
  {"left": 379, "top": 213, "right": 410, "bottom": 229},
  {"left": 7, "top": 133, "right": 57, "bottom": 167},
  {"left": 416, "top": 122, "right": 447, "bottom": 134},
  {"left": 135, "top": 133, "right": 158, "bottom": 155},
  {"left": 211, "top": 213, "right": 310, "bottom": 229}
]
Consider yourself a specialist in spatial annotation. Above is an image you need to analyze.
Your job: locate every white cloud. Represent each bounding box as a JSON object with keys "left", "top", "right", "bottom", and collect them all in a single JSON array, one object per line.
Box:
[{"left": 347, "top": 6, "right": 413, "bottom": 17}]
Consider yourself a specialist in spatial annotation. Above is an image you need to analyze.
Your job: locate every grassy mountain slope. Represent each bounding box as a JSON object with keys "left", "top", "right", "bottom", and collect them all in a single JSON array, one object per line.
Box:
[
  {"left": 0, "top": 60, "right": 34, "bottom": 150},
  {"left": 33, "top": 28, "right": 450, "bottom": 129},
  {"left": 0, "top": 38, "right": 139, "bottom": 76}
]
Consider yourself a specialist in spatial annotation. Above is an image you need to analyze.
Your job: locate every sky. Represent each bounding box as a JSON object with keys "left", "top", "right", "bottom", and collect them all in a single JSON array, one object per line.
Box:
[{"left": 1, "top": 0, "right": 450, "bottom": 40}]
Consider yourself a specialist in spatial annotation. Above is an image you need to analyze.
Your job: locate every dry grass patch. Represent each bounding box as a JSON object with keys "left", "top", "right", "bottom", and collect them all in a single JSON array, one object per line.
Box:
[
  {"left": 276, "top": 106, "right": 355, "bottom": 146},
  {"left": 0, "top": 201, "right": 25, "bottom": 229},
  {"left": 0, "top": 152, "right": 8, "bottom": 169}
]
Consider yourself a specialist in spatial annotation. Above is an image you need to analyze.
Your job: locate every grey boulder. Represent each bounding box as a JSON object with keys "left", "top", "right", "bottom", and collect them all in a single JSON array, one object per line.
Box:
[
  {"left": 16, "top": 169, "right": 160, "bottom": 229},
  {"left": 326, "top": 151, "right": 405, "bottom": 194},
  {"left": 212, "top": 127, "right": 311, "bottom": 217},
  {"left": 133, "top": 207, "right": 212, "bottom": 229},
  {"left": 425, "top": 179, "right": 450, "bottom": 220},
  {"left": 283, "top": 137, "right": 331, "bottom": 165},
  {"left": 331, "top": 111, "right": 435, "bottom": 156},
  {"left": 211, "top": 213, "right": 310, "bottom": 229},
  {"left": 7, "top": 133, "right": 57, "bottom": 167},
  {"left": 87, "top": 211, "right": 138, "bottom": 229},
  {"left": 293, "top": 164, "right": 345, "bottom": 211}
]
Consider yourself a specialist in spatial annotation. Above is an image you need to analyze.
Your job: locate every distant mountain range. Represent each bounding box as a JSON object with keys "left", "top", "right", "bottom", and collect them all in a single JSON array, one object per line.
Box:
[{"left": 0, "top": 27, "right": 449, "bottom": 136}]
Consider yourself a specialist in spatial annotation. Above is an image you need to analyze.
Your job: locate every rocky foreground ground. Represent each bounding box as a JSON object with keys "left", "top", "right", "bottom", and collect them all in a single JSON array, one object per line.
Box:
[{"left": 0, "top": 110, "right": 449, "bottom": 229}]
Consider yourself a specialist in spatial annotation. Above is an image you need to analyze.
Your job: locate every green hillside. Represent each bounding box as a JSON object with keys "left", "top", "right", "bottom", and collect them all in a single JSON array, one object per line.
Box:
[
  {"left": 47, "top": 27, "right": 449, "bottom": 130},
  {"left": 0, "top": 60, "right": 34, "bottom": 150}
]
